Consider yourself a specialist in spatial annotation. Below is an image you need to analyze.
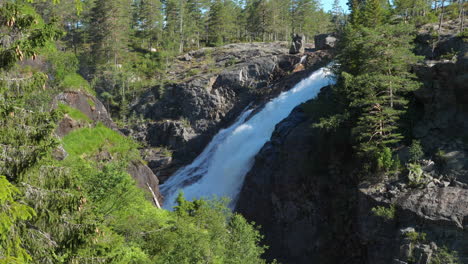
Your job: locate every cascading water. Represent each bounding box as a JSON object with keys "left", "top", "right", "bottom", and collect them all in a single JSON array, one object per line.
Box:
[{"left": 161, "top": 66, "right": 335, "bottom": 209}]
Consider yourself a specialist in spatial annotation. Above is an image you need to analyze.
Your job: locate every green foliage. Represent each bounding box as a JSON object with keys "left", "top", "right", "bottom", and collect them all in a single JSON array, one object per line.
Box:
[
  {"left": 0, "top": 2, "right": 63, "bottom": 70},
  {"left": 180, "top": 117, "right": 191, "bottom": 128},
  {"left": 148, "top": 193, "right": 267, "bottom": 264},
  {"left": 0, "top": 176, "right": 35, "bottom": 263},
  {"left": 405, "top": 231, "right": 426, "bottom": 243},
  {"left": 371, "top": 204, "right": 396, "bottom": 221},
  {"left": 376, "top": 147, "right": 398, "bottom": 172},
  {"left": 408, "top": 140, "right": 424, "bottom": 162},
  {"left": 327, "top": 22, "right": 422, "bottom": 174},
  {"left": 407, "top": 162, "right": 428, "bottom": 186},
  {"left": 60, "top": 73, "right": 93, "bottom": 94},
  {"left": 431, "top": 247, "right": 460, "bottom": 264}
]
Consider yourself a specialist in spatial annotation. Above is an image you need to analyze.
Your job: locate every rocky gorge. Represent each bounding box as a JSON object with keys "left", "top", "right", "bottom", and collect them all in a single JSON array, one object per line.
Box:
[{"left": 49, "top": 23, "right": 467, "bottom": 264}]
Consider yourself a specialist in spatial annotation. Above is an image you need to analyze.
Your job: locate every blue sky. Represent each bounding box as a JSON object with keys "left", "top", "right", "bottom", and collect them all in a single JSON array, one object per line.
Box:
[{"left": 321, "top": 0, "right": 349, "bottom": 13}]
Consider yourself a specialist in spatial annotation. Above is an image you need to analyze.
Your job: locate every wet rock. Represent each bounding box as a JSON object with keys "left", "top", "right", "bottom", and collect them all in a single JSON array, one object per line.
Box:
[{"left": 127, "top": 160, "right": 163, "bottom": 206}]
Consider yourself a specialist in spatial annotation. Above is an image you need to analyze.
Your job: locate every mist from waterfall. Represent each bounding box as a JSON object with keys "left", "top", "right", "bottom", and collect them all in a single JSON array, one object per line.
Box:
[{"left": 161, "top": 66, "right": 335, "bottom": 209}]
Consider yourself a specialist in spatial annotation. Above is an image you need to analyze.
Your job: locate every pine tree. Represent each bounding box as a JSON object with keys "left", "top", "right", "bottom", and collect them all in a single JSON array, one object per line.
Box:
[
  {"left": 138, "top": 0, "right": 164, "bottom": 50},
  {"left": 334, "top": 24, "right": 421, "bottom": 157},
  {"left": 362, "top": 0, "right": 384, "bottom": 27},
  {"left": 208, "top": 0, "right": 226, "bottom": 45},
  {"left": 89, "top": 0, "right": 132, "bottom": 68}
]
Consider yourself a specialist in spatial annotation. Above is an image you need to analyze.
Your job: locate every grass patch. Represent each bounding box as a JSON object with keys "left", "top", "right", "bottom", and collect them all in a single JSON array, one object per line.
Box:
[
  {"left": 60, "top": 73, "right": 95, "bottom": 95},
  {"left": 57, "top": 103, "right": 91, "bottom": 123},
  {"left": 62, "top": 123, "right": 140, "bottom": 161}
]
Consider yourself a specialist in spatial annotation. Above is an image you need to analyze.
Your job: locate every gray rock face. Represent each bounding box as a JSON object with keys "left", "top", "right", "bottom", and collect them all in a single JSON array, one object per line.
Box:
[
  {"left": 359, "top": 183, "right": 468, "bottom": 264},
  {"left": 127, "top": 160, "right": 163, "bottom": 206},
  {"left": 314, "top": 34, "right": 337, "bottom": 50},
  {"left": 237, "top": 89, "right": 364, "bottom": 264},
  {"left": 289, "top": 34, "right": 305, "bottom": 54}
]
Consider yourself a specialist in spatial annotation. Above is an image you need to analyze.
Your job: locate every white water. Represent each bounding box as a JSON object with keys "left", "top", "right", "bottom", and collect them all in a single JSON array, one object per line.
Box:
[{"left": 161, "top": 66, "right": 335, "bottom": 209}]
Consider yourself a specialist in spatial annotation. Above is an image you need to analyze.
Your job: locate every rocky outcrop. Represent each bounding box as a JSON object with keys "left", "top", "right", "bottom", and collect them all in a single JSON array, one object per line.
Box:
[
  {"left": 53, "top": 91, "right": 116, "bottom": 131},
  {"left": 236, "top": 89, "right": 364, "bottom": 264},
  {"left": 289, "top": 34, "right": 305, "bottom": 54},
  {"left": 359, "top": 182, "right": 468, "bottom": 264},
  {"left": 412, "top": 30, "right": 468, "bottom": 183},
  {"left": 129, "top": 42, "right": 332, "bottom": 181},
  {"left": 314, "top": 33, "right": 337, "bottom": 50}
]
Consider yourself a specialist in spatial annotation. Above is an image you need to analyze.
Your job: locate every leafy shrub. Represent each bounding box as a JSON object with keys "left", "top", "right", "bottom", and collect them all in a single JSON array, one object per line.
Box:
[
  {"left": 376, "top": 147, "right": 399, "bottom": 172},
  {"left": 47, "top": 51, "right": 79, "bottom": 83},
  {"left": 405, "top": 231, "right": 426, "bottom": 243},
  {"left": 407, "top": 162, "right": 427, "bottom": 186},
  {"left": 159, "top": 146, "right": 173, "bottom": 158},
  {"left": 408, "top": 140, "right": 424, "bottom": 162},
  {"left": 371, "top": 205, "right": 396, "bottom": 221},
  {"left": 431, "top": 247, "right": 460, "bottom": 264},
  {"left": 180, "top": 117, "right": 191, "bottom": 128}
]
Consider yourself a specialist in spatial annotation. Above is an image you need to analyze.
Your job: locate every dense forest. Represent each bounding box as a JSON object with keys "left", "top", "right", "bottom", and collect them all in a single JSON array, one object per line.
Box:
[{"left": 0, "top": 0, "right": 466, "bottom": 262}]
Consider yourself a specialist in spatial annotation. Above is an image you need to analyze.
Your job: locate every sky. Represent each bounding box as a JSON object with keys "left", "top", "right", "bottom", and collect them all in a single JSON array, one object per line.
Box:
[{"left": 321, "top": 0, "right": 349, "bottom": 13}]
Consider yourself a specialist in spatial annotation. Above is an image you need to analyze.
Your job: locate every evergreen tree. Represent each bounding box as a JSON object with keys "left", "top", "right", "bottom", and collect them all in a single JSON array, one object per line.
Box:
[
  {"left": 89, "top": 0, "right": 132, "bottom": 68},
  {"left": 138, "top": 0, "right": 164, "bottom": 50},
  {"left": 334, "top": 24, "right": 421, "bottom": 158}
]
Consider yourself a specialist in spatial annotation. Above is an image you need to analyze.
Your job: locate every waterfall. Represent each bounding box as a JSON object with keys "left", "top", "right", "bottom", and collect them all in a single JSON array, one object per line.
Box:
[{"left": 160, "top": 66, "right": 335, "bottom": 209}]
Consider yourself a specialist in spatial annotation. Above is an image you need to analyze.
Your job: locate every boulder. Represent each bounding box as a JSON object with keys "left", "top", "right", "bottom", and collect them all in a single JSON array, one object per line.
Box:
[
  {"left": 314, "top": 33, "right": 337, "bottom": 50},
  {"left": 289, "top": 34, "right": 305, "bottom": 54},
  {"left": 53, "top": 91, "right": 116, "bottom": 130}
]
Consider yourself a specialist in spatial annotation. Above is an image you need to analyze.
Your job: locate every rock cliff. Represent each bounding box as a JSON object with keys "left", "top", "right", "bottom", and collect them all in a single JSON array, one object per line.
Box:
[{"left": 237, "top": 26, "right": 468, "bottom": 264}]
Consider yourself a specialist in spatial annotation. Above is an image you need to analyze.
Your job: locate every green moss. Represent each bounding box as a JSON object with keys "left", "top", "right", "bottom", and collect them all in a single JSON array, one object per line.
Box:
[
  {"left": 57, "top": 103, "right": 91, "bottom": 123},
  {"left": 62, "top": 123, "right": 140, "bottom": 161}
]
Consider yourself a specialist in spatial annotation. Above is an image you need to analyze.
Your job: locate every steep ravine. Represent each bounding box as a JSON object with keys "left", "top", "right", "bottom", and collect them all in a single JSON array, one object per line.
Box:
[
  {"left": 126, "top": 42, "right": 333, "bottom": 182},
  {"left": 236, "top": 27, "right": 468, "bottom": 264}
]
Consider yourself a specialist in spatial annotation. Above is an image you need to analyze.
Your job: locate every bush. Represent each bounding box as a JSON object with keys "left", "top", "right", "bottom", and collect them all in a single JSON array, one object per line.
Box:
[
  {"left": 407, "top": 162, "right": 427, "bottom": 186},
  {"left": 405, "top": 231, "right": 426, "bottom": 243},
  {"left": 371, "top": 205, "right": 396, "bottom": 221},
  {"left": 376, "top": 147, "right": 399, "bottom": 172},
  {"left": 408, "top": 140, "right": 424, "bottom": 162},
  {"left": 431, "top": 247, "right": 460, "bottom": 264}
]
